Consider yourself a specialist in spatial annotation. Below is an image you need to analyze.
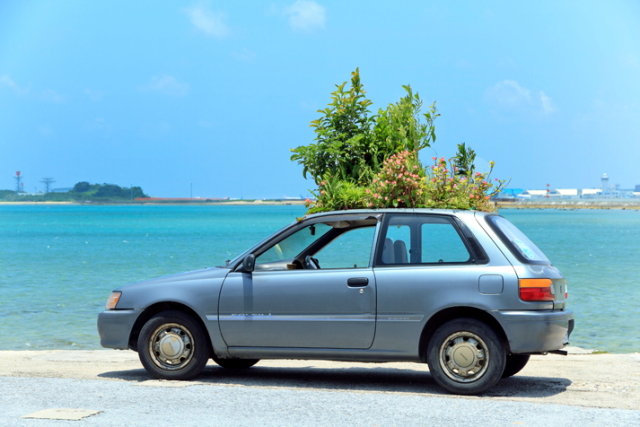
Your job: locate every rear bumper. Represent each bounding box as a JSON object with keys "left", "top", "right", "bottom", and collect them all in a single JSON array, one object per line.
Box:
[
  {"left": 97, "top": 309, "right": 141, "bottom": 350},
  {"left": 493, "top": 309, "right": 575, "bottom": 354}
]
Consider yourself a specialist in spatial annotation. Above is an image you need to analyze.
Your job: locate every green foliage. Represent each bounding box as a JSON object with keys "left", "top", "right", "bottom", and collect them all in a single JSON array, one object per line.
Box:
[
  {"left": 73, "top": 181, "right": 91, "bottom": 192},
  {"left": 291, "top": 68, "right": 376, "bottom": 185},
  {"left": 293, "top": 68, "right": 506, "bottom": 214},
  {"left": 373, "top": 86, "right": 438, "bottom": 154},
  {"left": 291, "top": 68, "right": 438, "bottom": 186},
  {"left": 422, "top": 157, "right": 505, "bottom": 211},
  {"left": 453, "top": 143, "right": 476, "bottom": 177},
  {"left": 306, "top": 174, "right": 369, "bottom": 214},
  {"left": 0, "top": 182, "right": 148, "bottom": 202},
  {"left": 368, "top": 151, "right": 426, "bottom": 208}
]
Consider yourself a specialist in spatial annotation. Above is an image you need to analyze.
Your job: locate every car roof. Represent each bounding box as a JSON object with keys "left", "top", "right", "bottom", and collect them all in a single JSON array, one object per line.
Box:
[{"left": 303, "top": 208, "right": 494, "bottom": 221}]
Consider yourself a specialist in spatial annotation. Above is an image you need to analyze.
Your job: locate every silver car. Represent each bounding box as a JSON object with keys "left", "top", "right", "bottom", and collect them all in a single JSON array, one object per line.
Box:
[{"left": 98, "top": 209, "right": 574, "bottom": 395}]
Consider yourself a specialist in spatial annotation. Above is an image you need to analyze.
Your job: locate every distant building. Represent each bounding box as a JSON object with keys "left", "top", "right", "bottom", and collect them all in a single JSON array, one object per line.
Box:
[
  {"left": 496, "top": 174, "right": 640, "bottom": 202},
  {"left": 581, "top": 188, "right": 603, "bottom": 198},
  {"left": 556, "top": 189, "right": 579, "bottom": 197},
  {"left": 601, "top": 173, "right": 609, "bottom": 192}
]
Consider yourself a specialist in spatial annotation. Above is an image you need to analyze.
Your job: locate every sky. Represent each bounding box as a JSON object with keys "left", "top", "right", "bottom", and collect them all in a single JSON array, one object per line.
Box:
[{"left": 1, "top": 0, "right": 639, "bottom": 198}]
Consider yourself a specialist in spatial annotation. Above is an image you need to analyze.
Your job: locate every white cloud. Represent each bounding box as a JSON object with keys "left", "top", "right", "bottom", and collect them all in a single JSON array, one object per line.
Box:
[
  {"left": 139, "top": 75, "right": 189, "bottom": 97},
  {"left": 283, "top": 1, "right": 325, "bottom": 32},
  {"left": 485, "top": 80, "right": 557, "bottom": 116},
  {"left": 185, "top": 2, "right": 230, "bottom": 38},
  {"left": 0, "top": 75, "right": 29, "bottom": 95}
]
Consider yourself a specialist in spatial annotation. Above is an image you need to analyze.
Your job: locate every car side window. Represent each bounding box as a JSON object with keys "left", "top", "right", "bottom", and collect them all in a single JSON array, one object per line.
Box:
[
  {"left": 421, "top": 222, "right": 470, "bottom": 263},
  {"left": 377, "top": 214, "right": 471, "bottom": 265},
  {"left": 313, "top": 226, "right": 376, "bottom": 269}
]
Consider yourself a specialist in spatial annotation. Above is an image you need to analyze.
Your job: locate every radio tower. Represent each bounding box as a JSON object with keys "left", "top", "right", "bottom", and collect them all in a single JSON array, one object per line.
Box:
[
  {"left": 14, "top": 171, "right": 22, "bottom": 193},
  {"left": 40, "top": 177, "right": 56, "bottom": 193}
]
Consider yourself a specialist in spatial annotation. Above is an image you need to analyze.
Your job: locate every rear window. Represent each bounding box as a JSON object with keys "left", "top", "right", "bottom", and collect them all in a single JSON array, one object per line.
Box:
[{"left": 486, "top": 216, "right": 549, "bottom": 264}]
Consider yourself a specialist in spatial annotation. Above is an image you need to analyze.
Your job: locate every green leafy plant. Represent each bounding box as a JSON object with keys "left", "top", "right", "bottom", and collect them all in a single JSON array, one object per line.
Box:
[
  {"left": 306, "top": 174, "right": 369, "bottom": 214},
  {"left": 291, "top": 69, "right": 438, "bottom": 187},
  {"left": 453, "top": 142, "right": 476, "bottom": 177},
  {"left": 293, "top": 68, "right": 506, "bottom": 214},
  {"left": 373, "top": 86, "right": 438, "bottom": 155},
  {"left": 291, "top": 68, "right": 376, "bottom": 186},
  {"left": 423, "top": 157, "right": 506, "bottom": 211}
]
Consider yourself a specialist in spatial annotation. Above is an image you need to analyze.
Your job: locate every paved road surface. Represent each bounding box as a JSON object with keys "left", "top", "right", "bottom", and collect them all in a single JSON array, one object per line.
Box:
[{"left": 2, "top": 349, "right": 639, "bottom": 426}]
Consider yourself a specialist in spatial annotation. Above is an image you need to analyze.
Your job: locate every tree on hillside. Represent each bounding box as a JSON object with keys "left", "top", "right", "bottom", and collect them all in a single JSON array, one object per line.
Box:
[{"left": 72, "top": 181, "right": 91, "bottom": 192}]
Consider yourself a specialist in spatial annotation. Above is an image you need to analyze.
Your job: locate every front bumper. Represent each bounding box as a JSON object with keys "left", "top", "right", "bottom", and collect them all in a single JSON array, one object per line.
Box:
[
  {"left": 493, "top": 309, "right": 575, "bottom": 354},
  {"left": 97, "top": 309, "right": 141, "bottom": 350}
]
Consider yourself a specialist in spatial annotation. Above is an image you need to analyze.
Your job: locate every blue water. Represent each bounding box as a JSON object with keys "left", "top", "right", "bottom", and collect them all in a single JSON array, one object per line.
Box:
[{"left": 1, "top": 205, "right": 638, "bottom": 353}]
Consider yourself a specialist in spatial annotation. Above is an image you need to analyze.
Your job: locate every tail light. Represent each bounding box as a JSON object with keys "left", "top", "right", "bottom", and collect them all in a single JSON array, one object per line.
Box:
[{"left": 519, "top": 278, "right": 554, "bottom": 302}]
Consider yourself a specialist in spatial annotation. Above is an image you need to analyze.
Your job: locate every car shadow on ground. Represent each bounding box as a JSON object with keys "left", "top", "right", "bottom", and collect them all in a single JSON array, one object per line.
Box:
[{"left": 98, "top": 363, "right": 571, "bottom": 398}]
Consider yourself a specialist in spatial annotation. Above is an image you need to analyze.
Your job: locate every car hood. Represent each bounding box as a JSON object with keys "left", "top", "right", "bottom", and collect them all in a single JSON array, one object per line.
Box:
[{"left": 116, "top": 266, "right": 231, "bottom": 291}]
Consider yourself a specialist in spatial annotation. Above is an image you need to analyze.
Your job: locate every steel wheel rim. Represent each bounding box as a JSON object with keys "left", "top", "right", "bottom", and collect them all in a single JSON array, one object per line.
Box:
[
  {"left": 148, "top": 323, "right": 195, "bottom": 371},
  {"left": 438, "top": 331, "right": 489, "bottom": 383}
]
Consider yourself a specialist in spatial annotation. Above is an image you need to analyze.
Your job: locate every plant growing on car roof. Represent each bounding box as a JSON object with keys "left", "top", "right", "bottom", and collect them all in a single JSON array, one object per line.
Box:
[
  {"left": 367, "top": 150, "right": 426, "bottom": 208},
  {"left": 290, "top": 68, "right": 377, "bottom": 186},
  {"left": 290, "top": 68, "right": 438, "bottom": 187},
  {"left": 292, "top": 69, "right": 505, "bottom": 214},
  {"left": 423, "top": 156, "right": 506, "bottom": 211}
]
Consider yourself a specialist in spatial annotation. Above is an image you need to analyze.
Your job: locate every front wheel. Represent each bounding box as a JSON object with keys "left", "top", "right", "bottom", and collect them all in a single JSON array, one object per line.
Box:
[
  {"left": 427, "top": 318, "right": 506, "bottom": 395},
  {"left": 137, "top": 310, "right": 210, "bottom": 380},
  {"left": 502, "top": 354, "right": 530, "bottom": 378}
]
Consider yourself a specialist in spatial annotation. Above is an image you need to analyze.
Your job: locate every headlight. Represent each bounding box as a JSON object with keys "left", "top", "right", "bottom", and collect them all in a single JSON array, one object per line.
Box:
[{"left": 105, "top": 291, "right": 122, "bottom": 310}]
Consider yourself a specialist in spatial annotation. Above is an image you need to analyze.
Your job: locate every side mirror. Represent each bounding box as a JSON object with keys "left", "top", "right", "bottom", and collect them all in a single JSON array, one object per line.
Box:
[{"left": 242, "top": 254, "right": 256, "bottom": 272}]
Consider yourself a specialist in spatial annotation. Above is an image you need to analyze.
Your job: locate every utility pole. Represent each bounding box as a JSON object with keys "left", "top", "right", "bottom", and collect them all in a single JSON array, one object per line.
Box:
[{"left": 40, "top": 177, "right": 56, "bottom": 193}]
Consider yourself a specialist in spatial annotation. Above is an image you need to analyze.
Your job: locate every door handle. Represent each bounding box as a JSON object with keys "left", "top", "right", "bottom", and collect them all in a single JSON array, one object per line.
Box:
[{"left": 347, "top": 277, "right": 369, "bottom": 287}]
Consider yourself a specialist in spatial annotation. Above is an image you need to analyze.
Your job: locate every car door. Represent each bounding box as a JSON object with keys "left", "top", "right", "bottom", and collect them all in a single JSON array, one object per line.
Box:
[
  {"left": 372, "top": 213, "right": 517, "bottom": 350},
  {"left": 218, "top": 219, "right": 378, "bottom": 349}
]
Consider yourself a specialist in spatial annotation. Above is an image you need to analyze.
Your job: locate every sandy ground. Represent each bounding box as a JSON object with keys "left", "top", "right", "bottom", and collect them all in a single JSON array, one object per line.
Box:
[{"left": 2, "top": 347, "right": 639, "bottom": 410}]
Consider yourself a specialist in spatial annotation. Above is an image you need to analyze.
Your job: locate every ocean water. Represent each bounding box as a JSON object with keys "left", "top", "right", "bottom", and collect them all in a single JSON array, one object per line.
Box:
[{"left": 1, "top": 205, "right": 638, "bottom": 353}]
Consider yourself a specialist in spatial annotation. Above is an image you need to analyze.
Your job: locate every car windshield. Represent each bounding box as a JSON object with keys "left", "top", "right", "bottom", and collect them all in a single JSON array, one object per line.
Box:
[
  {"left": 486, "top": 215, "right": 549, "bottom": 263},
  {"left": 259, "top": 223, "right": 333, "bottom": 263}
]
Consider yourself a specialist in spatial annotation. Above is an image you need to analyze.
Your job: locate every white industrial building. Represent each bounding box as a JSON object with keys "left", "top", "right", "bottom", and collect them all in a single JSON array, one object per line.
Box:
[{"left": 516, "top": 173, "right": 639, "bottom": 200}]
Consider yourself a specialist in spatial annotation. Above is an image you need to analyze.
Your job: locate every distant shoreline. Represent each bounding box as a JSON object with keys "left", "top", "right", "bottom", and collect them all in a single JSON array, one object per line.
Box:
[
  {"left": 0, "top": 200, "right": 307, "bottom": 206},
  {"left": 497, "top": 200, "right": 640, "bottom": 210},
  {"left": 2, "top": 200, "right": 640, "bottom": 210}
]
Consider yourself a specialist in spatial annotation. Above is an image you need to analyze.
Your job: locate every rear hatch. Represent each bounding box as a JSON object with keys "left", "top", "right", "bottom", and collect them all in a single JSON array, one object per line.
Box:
[{"left": 482, "top": 214, "right": 568, "bottom": 310}]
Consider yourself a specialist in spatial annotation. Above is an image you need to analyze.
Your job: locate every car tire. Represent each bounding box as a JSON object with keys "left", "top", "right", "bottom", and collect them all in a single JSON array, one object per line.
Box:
[
  {"left": 137, "top": 310, "right": 210, "bottom": 380},
  {"left": 211, "top": 355, "right": 259, "bottom": 369},
  {"left": 427, "top": 318, "right": 506, "bottom": 395},
  {"left": 502, "top": 354, "right": 530, "bottom": 378}
]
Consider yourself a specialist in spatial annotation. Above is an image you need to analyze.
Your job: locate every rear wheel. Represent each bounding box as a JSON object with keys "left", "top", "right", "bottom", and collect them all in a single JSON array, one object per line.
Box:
[
  {"left": 427, "top": 318, "right": 506, "bottom": 395},
  {"left": 502, "top": 354, "right": 530, "bottom": 378},
  {"left": 137, "top": 310, "right": 210, "bottom": 380}
]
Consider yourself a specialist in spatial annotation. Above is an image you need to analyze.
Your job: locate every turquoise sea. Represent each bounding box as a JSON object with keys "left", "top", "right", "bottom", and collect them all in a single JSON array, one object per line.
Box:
[{"left": 1, "top": 205, "right": 639, "bottom": 353}]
